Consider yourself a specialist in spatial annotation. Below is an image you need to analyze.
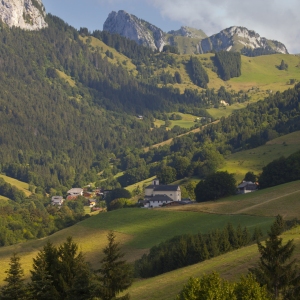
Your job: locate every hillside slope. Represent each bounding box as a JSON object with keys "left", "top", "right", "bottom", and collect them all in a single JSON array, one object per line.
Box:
[
  {"left": 1, "top": 181, "right": 300, "bottom": 284},
  {"left": 126, "top": 226, "right": 300, "bottom": 300}
]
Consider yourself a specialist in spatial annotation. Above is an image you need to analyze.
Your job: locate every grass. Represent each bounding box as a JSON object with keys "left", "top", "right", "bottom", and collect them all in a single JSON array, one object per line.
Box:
[
  {"left": 0, "top": 180, "right": 299, "bottom": 290},
  {"left": 0, "top": 207, "right": 274, "bottom": 283},
  {"left": 221, "top": 131, "right": 300, "bottom": 182},
  {"left": 144, "top": 121, "right": 219, "bottom": 152},
  {"left": 80, "top": 209, "right": 273, "bottom": 249},
  {"left": 207, "top": 102, "right": 249, "bottom": 119},
  {"left": 80, "top": 36, "right": 137, "bottom": 76},
  {"left": 0, "top": 174, "right": 31, "bottom": 196},
  {"left": 125, "top": 227, "right": 300, "bottom": 300},
  {"left": 56, "top": 69, "right": 76, "bottom": 87},
  {"left": 168, "top": 180, "right": 300, "bottom": 219},
  {"left": 125, "top": 176, "right": 156, "bottom": 193},
  {"left": 0, "top": 195, "right": 9, "bottom": 204}
]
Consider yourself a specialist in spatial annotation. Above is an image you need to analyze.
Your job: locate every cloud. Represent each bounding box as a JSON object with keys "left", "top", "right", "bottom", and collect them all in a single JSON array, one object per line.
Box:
[{"left": 147, "top": 0, "right": 300, "bottom": 53}]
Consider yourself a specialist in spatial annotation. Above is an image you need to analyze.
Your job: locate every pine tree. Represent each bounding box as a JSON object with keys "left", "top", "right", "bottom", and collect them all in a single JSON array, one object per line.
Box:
[
  {"left": 1, "top": 253, "right": 27, "bottom": 300},
  {"left": 30, "top": 238, "right": 91, "bottom": 300},
  {"left": 250, "top": 215, "right": 299, "bottom": 299},
  {"left": 94, "top": 231, "right": 132, "bottom": 300}
]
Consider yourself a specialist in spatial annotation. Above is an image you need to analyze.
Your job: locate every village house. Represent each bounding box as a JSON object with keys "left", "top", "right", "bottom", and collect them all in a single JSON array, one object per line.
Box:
[
  {"left": 67, "top": 188, "right": 83, "bottom": 197},
  {"left": 51, "top": 196, "right": 64, "bottom": 206},
  {"left": 237, "top": 181, "right": 258, "bottom": 194}
]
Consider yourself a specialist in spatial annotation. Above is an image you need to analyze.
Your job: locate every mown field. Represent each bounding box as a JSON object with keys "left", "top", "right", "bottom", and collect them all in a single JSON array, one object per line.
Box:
[
  {"left": 221, "top": 131, "right": 300, "bottom": 181},
  {"left": 0, "top": 174, "right": 31, "bottom": 196},
  {"left": 167, "top": 180, "right": 300, "bottom": 219},
  {"left": 0, "top": 206, "right": 274, "bottom": 283}
]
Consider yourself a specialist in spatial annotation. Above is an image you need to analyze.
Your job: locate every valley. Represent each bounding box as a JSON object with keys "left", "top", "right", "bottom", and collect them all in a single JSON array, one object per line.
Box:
[{"left": 0, "top": 1, "right": 300, "bottom": 299}]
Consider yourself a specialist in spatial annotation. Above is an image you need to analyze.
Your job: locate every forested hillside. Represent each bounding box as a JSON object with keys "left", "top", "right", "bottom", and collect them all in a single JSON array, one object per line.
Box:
[{"left": 0, "top": 12, "right": 300, "bottom": 196}]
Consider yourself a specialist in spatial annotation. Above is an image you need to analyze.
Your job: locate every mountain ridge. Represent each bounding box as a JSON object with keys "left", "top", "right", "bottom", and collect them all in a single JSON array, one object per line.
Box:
[
  {"left": 199, "top": 26, "right": 288, "bottom": 54},
  {"left": 103, "top": 10, "right": 288, "bottom": 55}
]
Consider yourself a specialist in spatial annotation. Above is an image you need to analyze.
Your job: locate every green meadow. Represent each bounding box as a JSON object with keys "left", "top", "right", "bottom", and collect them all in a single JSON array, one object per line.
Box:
[
  {"left": 221, "top": 131, "right": 300, "bottom": 181},
  {"left": 0, "top": 174, "right": 31, "bottom": 196},
  {"left": 0, "top": 206, "right": 274, "bottom": 283},
  {"left": 125, "top": 227, "right": 300, "bottom": 300}
]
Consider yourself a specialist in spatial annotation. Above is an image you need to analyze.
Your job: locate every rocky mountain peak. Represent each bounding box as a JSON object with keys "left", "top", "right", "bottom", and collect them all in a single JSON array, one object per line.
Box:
[
  {"left": 103, "top": 10, "right": 166, "bottom": 51},
  {"left": 0, "top": 0, "right": 47, "bottom": 30},
  {"left": 199, "top": 26, "right": 288, "bottom": 54}
]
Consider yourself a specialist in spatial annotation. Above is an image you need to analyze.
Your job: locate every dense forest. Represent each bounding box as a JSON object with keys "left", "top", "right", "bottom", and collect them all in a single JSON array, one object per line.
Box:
[
  {"left": 0, "top": 14, "right": 255, "bottom": 195},
  {"left": 214, "top": 51, "right": 242, "bottom": 80}
]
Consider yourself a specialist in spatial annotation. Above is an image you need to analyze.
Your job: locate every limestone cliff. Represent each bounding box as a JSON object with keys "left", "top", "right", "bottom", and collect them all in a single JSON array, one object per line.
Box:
[
  {"left": 199, "top": 26, "right": 288, "bottom": 54},
  {"left": 0, "top": 0, "right": 47, "bottom": 31},
  {"left": 104, "top": 10, "right": 166, "bottom": 51}
]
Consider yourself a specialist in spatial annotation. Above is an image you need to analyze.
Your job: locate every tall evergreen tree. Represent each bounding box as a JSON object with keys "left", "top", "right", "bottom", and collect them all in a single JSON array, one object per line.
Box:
[
  {"left": 94, "top": 231, "right": 133, "bottom": 300},
  {"left": 30, "top": 238, "right": 91, "bottom": 300},
  {"left": 1, "top": 253, "right": 27, "bottom": 300},
  {"left": 250, "top": 215, "right": 300, "bottom": 299}
]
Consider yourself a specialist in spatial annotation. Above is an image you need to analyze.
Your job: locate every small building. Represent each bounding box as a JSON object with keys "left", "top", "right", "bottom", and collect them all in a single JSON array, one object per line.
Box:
[
  {"left": 144, "top": 179, "right": 181, "bottom": 202},
  {"left": 142, "top": 195, "right": 174, "bottom": 208},
  {"left": 51, "top": 196, "right": 64, "bottom": 206},
  {"left": 67, "top": 188, "right": 83, "bottom": 197},
  {"left": 237, "top": 181, "right": 258, "bottom": 194}
]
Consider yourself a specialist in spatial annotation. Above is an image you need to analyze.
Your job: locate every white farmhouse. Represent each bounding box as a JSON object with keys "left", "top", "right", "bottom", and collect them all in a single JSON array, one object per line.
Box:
[{"left": 143, "top": 179, "right": 181, "bottom": 208}]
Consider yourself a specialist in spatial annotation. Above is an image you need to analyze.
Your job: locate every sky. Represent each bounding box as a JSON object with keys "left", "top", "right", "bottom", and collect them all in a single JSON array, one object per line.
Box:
[{"left": 42, "top": 0, "right": 300, "bottom": 53}]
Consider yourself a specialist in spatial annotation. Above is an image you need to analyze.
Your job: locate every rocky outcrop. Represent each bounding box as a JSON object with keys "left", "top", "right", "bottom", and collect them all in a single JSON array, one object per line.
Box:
[
  {"left": 103, "top": 10, "right": 166, "bottom": 51},
  {"left": 0, "top": 0, "right": 47, "bottom": 31},
  {"left": 199, "top": 26, "right": 288, "bottom": 54}
]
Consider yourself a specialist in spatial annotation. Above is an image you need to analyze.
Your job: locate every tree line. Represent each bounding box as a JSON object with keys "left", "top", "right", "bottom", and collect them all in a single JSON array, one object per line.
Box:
[
  {"left": 177, "top": 216, "right": 300, "bottom": 299},
  {"left": 135, "top": 222, "right": 261, "bottom": 278}
]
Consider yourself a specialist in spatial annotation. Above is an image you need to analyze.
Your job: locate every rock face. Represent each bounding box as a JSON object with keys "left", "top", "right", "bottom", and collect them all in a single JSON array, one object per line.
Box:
[
  {"left": 104, "top": 10, "right": 166, "bottom": 51},
  {"left": 0, "top": 0, "right": 47, "bottom": 30},
  {"left": 199, "top": 26, "right": 288, "bottom": 54}
]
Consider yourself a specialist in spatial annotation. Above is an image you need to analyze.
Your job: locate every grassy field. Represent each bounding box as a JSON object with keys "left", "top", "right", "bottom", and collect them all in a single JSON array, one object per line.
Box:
[
  {"left": 80, "top": 36, "right": 137, "bottom": 76},
  {"left": 56, "top": 69, "right": 76, "bottom": 87},
  {"left": 167, "top": 180, "right": 300, "bottom": 219},
  {"left": 221, "top": 131, "right": 300, "bottom": 182},
  {"left": 153, "top": 113, "right": 199, "bottom": 130},
  {"left": 0, "top": 180, "right": 299, "bottom": 290},
  {"left": 144, "top": 121, "right": 219, "bottom": 152},
  {"left": 0, "top": 195, "right": 9, "bottom": 204},
  {"left": 125, "top": 176, "right": 156, "bottom": 193},
  {"left": 0, "top": 207, "right": 274, "bottom": 283},
  {"left": 0, "top": 174, "right": 31, "bottom": 196},
  {"left": 125, "top": 227, "right": 300, "bottom": 300}
]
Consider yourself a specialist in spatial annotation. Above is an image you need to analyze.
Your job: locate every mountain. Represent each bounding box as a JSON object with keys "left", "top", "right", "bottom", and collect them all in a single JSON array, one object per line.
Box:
[
  {"left": 103, "top": 10, "right": 207, "bottom": 54},
  {"left": 0, "top": 0, "right": 47, "bottom": 30},
  {"left": 199, "top": 26, "right": 288, "bottom": 54},
  {"left": 103, "top": 10, "right": 166, "bottom": 51}
]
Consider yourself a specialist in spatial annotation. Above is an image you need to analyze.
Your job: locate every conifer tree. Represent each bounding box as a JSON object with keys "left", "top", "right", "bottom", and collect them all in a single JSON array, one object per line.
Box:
[
  {"left": 30, "top": 238, "right": 91, "bottom": 300},
  {"left": 250, "top": 215, "right": 299, "bottom": 299},
  {"left": 94, "top": 231, "right": 132, "bottom": 300},
  {"left": 1, "top": 253, "right": 27, "bottom": 300}
]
